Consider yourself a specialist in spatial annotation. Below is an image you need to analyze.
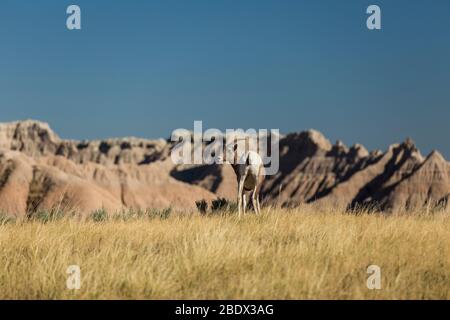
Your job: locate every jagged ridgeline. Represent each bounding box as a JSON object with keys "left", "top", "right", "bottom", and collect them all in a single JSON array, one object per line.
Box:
[{"left": 0, "top": 120, "right": 449, "bottom": 217}]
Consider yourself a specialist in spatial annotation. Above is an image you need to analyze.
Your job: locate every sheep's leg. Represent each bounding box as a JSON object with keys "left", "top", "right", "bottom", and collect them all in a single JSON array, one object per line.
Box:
[
  {"left": 243, "top": 193, "right": 247, "bottom": 216},
  {"left": 237, "top": 178, "right": 245, "bottom": 218},
  {"left": 252, "top": 188, "right": 259, "bottom": 215},
  {"left": 237, "top": 181, "right": 242, "bottom": 217},
  {"left": 255, "top": 185, "right": 262, "bottom": 214},
  {"left": 257, "top": 194, "right": 261, "bottom": 214},
  {"left": 252, "top": 181, "right": 262, "bottom": 215}
]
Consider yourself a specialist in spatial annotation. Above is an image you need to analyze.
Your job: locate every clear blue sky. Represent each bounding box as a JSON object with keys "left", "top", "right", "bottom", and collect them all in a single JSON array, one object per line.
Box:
[{"left": 1, "top": 1, "right": 449, "bottom": 157}]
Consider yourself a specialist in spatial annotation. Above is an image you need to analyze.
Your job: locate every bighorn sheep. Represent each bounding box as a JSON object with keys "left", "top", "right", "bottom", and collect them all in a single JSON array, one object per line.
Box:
[{"left": 219, "top": 140, "right": 265, "bottom": 217}]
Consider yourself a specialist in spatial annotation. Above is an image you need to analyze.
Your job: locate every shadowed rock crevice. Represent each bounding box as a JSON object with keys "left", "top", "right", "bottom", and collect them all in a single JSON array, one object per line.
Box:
[
  {"left": 0, "top": 159, "right": 15, "bottom": 190},
  {"left": 171, "top": 165, "right": 224, "bottom": 194},
  {"left": 26, "top": 167, "right": 54, "bottom": 216},
  {"left": 347, "top": 140, "right": 424, "bottom": 210}
]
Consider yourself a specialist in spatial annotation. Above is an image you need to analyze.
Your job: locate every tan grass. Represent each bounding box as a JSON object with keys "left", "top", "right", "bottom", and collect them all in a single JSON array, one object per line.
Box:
[{"left": 0, "top": 205, "right": 449, "bottom": 299}]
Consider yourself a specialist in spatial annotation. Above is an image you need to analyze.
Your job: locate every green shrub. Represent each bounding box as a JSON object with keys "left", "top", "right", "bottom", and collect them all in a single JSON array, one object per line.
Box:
[
  {"left": 31, "top": 209, "right": 66, "bottom": 223},
  {"left": 210, "top": 198, "right": 237, "bottom": 215},
  {"left": 90, "top": 208, "right": 108, "bottom": 222},
  {"left": 0, "top": 212, "right": 15, "bottom": 225},
  {"left": 146, "top": 208, "right": 172, "bottom": 220},
  {"left": 195, "top": 200, "right": 208, "bottom": 215}
]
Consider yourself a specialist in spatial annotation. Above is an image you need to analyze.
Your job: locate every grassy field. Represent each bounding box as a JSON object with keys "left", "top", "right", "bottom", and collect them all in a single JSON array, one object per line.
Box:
[{"left": 0, "top": 205, "right": 449, "bottom": 300}]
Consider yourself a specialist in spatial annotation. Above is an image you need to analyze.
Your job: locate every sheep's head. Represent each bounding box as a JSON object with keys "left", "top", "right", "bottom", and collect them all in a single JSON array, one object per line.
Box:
[{"left": 216, "top": 143, "right": 238, "bottom": 164}]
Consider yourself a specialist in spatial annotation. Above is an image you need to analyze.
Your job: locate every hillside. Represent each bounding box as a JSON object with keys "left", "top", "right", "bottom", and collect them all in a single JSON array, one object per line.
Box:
[{"left": 0, "top": 120, "right": 449, "bottom": 217}]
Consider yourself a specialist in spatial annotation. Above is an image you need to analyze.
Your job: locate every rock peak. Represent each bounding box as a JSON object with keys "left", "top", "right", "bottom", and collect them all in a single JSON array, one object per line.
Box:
[
  {"left": 0, "top": 119, "right": 60, "bottom": 154},
  {"left": 301, "top": 129, "right": 332, "bottom": 151},
  {"left": 349, "top": 143, "right": 369, "bottom": 158},
  {"left": 402, "top": 137, "right": 417, "bottom": 151},
  {"left": 427, "top": 150, "right": 445, "bottom": 162}
]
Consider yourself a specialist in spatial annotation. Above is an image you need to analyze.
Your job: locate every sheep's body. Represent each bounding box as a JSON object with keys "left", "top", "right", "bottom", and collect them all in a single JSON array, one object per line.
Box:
[{"left": 230, "top": 151, "right": 265, "bottom": 217}]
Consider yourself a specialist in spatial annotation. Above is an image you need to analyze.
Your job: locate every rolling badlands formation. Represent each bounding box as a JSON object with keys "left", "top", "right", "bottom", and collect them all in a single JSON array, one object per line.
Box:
[{"left": 0, "top": 120, "right": 449, "bottom": 217}]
